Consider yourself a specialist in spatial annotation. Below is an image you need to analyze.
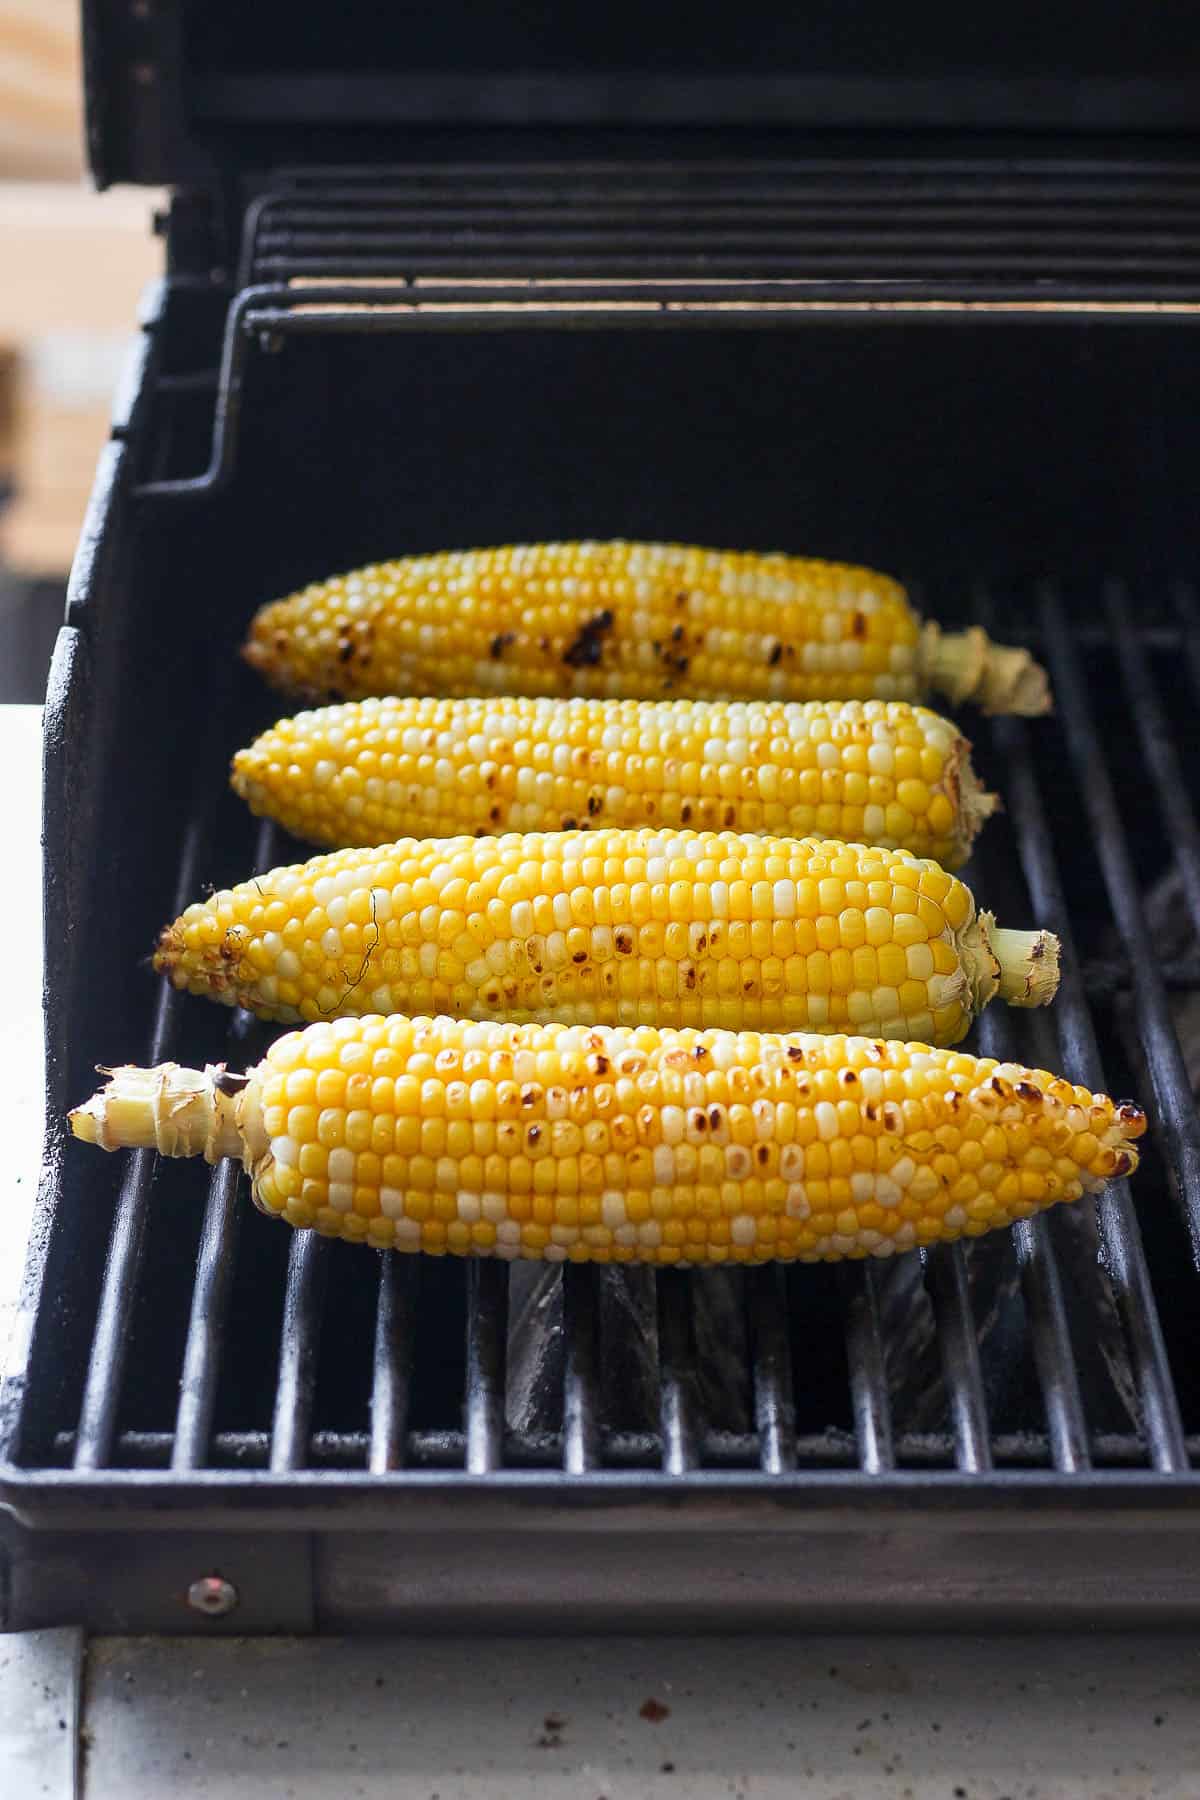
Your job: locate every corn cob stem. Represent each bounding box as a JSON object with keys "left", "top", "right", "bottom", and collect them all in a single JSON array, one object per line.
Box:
[
  {"left": 231, "top": 695, "right": 999, "bottom": 868},
  {"left": 242, "top": 541, "right": 1052, "bottom": 717},
  {"left": 69, "top": 1018, "right": 1146, "bottom": 1266},
  {"left": 154, "top": 828, "right": 1059, "bottom": 1044},
  {"left": 923, "top": 623, "right": 1050, "bottom": 717}
]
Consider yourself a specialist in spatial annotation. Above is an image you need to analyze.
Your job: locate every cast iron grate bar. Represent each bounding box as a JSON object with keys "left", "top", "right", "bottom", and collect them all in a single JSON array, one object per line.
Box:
[
  {"left": 657, "top": 1271, "right": 699, "bottom": 1474},
  {"left": 1105, "top": 581, "right": 1200, "bottom": 938},
  {"left": 562, "top": 1264, "right": 602, "bottom": 1474},
  {"left": 1040, "top": 585, "right": 1200, "bottom": 1265},
  {"left": 924, "top": 1246, "right": 994, "bottom": 1472},
  {"left": 244, "top": 160, "right": 1200, "bottom": 292},
  {"left": 987, "top": 630, "right": 1188, "bottom": 1472},
  {"left": 464, "top": 1260, "right": 509, "bottom": 1473},
  {"left": 173, "top": 819, "right": 280, "bottom": 1472},
  {"left": 171, "top": 1162, "right": 241, "bottom": 1472},
  {"left": 1173, "top": 583, "right": 1200, "bottom": 704},
  {"left": 53, "top": 1425, "right": 1200, "bottom": 1472},
  {"left": 748, "top": 1265, "right": 797, "bottom": 1474},
  {"left": 841, "top": 1263, "right": 895, "bottom": 1473},
  {"left": 976, "top": 1007, "right": 1092, "bottom": 1473},
  {"left": 368, "top": 1254, "right": 419, "bottom": 1473},
  {"left": 269, "top": 1231, "right": 333, "bottom": 1473},
  {"left": 72, "top": 817, "right": 206, "bottom": 1472}
]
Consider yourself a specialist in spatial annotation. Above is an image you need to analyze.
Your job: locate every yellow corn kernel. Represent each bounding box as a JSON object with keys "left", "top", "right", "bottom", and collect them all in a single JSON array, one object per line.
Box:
[
  {"left": 68, "top": 1019, "right": 1147, "bottom": 1266},
  {"left": 232, "top": 696, "right": 997, "bottom": 870},
  {"left": 242, "top": 542, "right": 1050, "bottom": 717},
  {"left": 154, "top": 829, "right": 1060, "bottom": 1046}
]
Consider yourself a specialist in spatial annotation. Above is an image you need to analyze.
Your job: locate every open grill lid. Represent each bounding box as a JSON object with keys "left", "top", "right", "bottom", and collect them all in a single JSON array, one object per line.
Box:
[{"left": 84, "top": 0, "right": 1200, "bottom": 190}]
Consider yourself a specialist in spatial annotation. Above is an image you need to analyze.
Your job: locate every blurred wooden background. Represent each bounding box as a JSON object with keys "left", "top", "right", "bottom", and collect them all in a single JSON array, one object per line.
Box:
[{"left": 1, "top": 0, "right": 161, "bottom": 578}]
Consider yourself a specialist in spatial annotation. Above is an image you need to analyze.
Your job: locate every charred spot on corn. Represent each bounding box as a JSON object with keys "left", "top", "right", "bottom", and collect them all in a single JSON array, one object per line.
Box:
[{"left": 563, "top": 610, "right": 614, "bottom": 670}]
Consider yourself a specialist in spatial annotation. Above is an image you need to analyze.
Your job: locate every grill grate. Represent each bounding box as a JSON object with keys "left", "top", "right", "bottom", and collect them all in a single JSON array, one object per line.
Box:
[
  {"left": 22, "top": 578, "right": 1200, "bottom": 1489},
  {"left": 241, "top": 159, "right": 1200, "bottom": 292}
]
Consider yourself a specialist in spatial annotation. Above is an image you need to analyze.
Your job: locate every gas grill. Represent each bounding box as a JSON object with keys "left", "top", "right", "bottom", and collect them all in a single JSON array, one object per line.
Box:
[{"left": 2, "top": 5, "right": 1200, "bottom": 1633}]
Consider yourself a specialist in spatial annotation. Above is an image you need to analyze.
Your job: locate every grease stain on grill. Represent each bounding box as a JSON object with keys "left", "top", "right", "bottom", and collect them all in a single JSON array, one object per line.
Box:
[{"left": 639, "top": 1697, "right": 670, "bottom": 1723}]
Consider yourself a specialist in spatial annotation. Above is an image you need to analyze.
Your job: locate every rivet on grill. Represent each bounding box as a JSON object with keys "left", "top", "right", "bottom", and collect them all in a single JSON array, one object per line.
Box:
[{"left": 187, "top": 1575, "right": 239, "bottom": 1618}]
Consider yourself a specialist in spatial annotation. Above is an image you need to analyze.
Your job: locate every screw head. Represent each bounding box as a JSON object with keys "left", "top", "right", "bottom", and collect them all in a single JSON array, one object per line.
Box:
[{"left": 187, "top": 1575, "right": 238, "bottom": 1618}]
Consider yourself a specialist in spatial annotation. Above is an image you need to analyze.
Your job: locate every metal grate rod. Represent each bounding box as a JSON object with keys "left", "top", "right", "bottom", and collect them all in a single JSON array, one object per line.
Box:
[
  {"left": 368, "top": 1254, "right": 418, "bottom": 1473},
  {"left": 990, "top": 640, "right": 1188, "bottom": 1472},
  {"left": 656, "top": 1271, "right": 699, "bottom": 1474},
  {"left": 974, "top": 1003, "right": 1092, "bottom": 1474},
  {"left": 269, "top": 1231, "right": 332, "bottom": 1473},
  {"left": 748, "top": 1265, "right": 797, "bottom": 1474},
  {"left": 841, "top": 1263, "right": 896, "bottom": 1474},
  {"left": 463, "top": 1261, "right": 509, "bottom": 1473},
  {"left": 171, "top": 1163, "right": 241, "bottom": 1471},
  {"left": 173, "top": 820, "right": 281, "bottom": 1471},
  {"left": 924, "top": 1245, "right": 994, "bottom": 1472},
  {"left": 72, "top": 817, "right": 206, "bottom": 1472},
  {"left": 1105, "top": 581, "right": 1200, "bottom": 937},
  {"left": 1040, "top": 584, "right": 1200, "bottom": 1263},
  {"left": 562, "top": 1264, "right": 601, "bottom": 1474}
]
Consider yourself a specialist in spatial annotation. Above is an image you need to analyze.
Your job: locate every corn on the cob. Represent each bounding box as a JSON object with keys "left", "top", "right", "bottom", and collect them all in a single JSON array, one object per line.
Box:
[
  {"left": 155, "top": 828, "right": 1058, "bottom": 1043},
  {"left": 69, "top": 1017, "right": 1145, "bottom": 1265},
  {"left": 232, "top": 695, "right": 998, "bottom": 869},
  {"left": 242, "top": 541, "right": 1051, "bottom": 717}
]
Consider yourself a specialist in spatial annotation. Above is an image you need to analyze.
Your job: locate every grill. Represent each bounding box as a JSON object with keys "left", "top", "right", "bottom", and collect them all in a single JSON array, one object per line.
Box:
[{"left": 3, "top": 10, "right": 1200, "bottom": 1634}]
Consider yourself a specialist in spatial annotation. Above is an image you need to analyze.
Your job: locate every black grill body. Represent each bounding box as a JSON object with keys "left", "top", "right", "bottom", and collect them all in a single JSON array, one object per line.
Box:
[{"left": 4, "top": 10, "right": 1200, "bottom": 1630}]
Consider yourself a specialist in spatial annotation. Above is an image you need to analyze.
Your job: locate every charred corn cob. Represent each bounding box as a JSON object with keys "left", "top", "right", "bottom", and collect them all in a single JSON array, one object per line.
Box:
[
  {"left": 155, "top": 828, "right": 1058, "bottom": 1043},
  {"left": 69, "top": 1018, "right": 1145, "bottom": 1264},
  {"left": 232, "top": 696, "right": 997, "bottom": 869},
  {"left": 242, "top": 541, "right": 1050, "bottom": 716}
]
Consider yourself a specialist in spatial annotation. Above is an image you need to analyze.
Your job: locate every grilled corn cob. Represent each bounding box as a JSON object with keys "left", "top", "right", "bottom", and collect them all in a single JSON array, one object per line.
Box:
[
  {"left": 232, "top": 696, "right": 998, "bottom": 869},
  {"left": 155, "top": 828, "right": 1058, "bottom": 1043},
  {"left": 242, "top": 541, "right": 1051, "bottom": 716},
  {"left": 69, "top": 1018, "right": 1145, "bottom": 1264}
]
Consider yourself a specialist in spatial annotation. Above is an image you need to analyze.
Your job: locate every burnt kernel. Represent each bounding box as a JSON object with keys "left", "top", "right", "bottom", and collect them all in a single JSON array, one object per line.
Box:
[
  {"left": 214, "top": 1067, "right": 249, "bottom": 1097},
  {"left": 671, "top": 624, "right": 684, "bottom": 643},
  {"left": 337, "top": 640, "right": 355, "bottom": 663},
  {"left": 489, "top": 805, "right": 502, "bottom": 823},
  {"left": 723, "top": 806, "right": 737, "bottom": 827},
  {"left": 527, "top": 1124, "right": 541, "bottom": 1144},
  {"left": 681, "top": 803, "right": 692, "bottom": 822},
  {"left": 674, "top": 591, "right": 689, "bottom": 608},
  {"left": 850, "top": 611, "right": 867, "bottom": 639},
  {"left": 588, "top": 1053, "right": 610, "bottom": 1076},
  {"left": 572, "top": 950, "right": 588, "bottom": 964},
  {"left": 520, "top": 1084, "right": 541, "bottom": 1107},
  {"left": 768, "top": 641, "right": 783, "bottom": 667},
  {"left": 839, "top": 1068, "right": 858, "bottom": 1086},
  {"left": 756, "top": 1144, "right": 770, "bottom": 1165},
  {"left": 787, "top": 1045, "right": 804, "bottom": 1061},
  {"left": 561, "top": 817, "right": 578, "bottom": 831},
  {"left": 563, "top": 610, "right": 615, "bottom": 669},
  {"left": 708, "top": 1105, "right": 723, "bottom": 1127},
  {"left": 1015, "top": 1081, "right": 1042, "bottom": 1103},
  {"left": 615, "top": 930, "right": 634, "bottom": 954},
  {"left": 692, "top": 1110, "right": 708, "bottom": 1131},
  {"left": 490, "top": 632, "right": 515, "bottom": 659},
  {"left": 587, "top": 793, "right": 603, "bottom": 816}
]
